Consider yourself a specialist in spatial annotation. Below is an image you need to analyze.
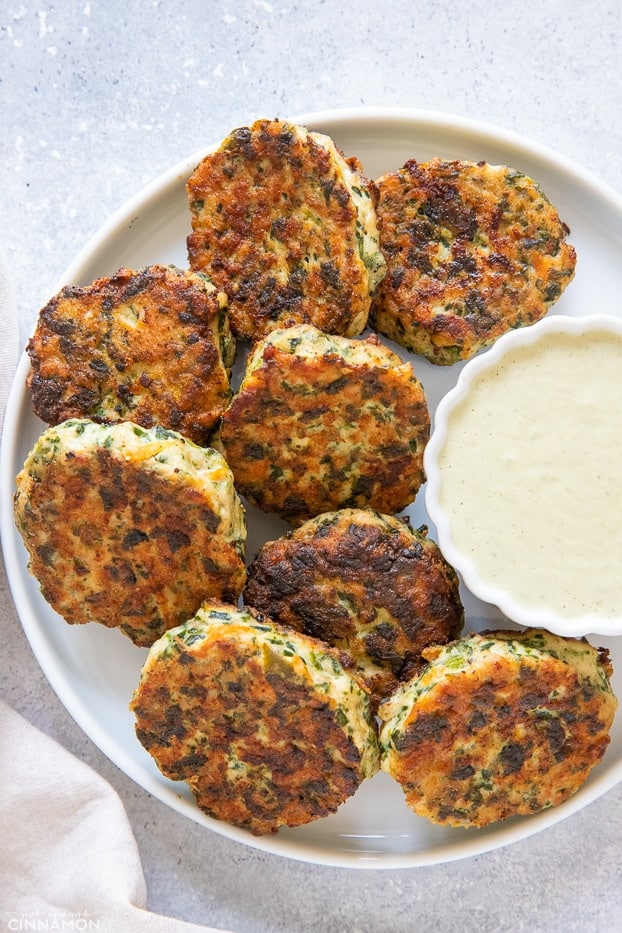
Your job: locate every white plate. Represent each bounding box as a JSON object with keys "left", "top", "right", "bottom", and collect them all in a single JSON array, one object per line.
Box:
[{"left": 3, "top": 108, "right": 622, "bottom": 869}]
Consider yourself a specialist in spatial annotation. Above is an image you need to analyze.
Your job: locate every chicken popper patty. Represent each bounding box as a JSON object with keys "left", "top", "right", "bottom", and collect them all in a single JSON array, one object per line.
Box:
[
  {"left": 244, "top": 509, "right": 464, "bottom": 706},
  {"left": 378, "top": 629, "right": 617, "bottom": 828},
  {"left": 371, "top": 159, "right": 577, "bottom": 365},
  {"left": 13, "top": 420, "right": 246, "bottom": 646},
  {"left": 218, "top": 324, "right": 430, "bottom": 524},
  {"left": 130, "top": 602, "right": 380, "bottom": 835},
  {"left": 27, "top": 264, "right": 234, "bottom": 445},
  {"left": 186, "top": 118, "right": 386, "bottom": 340}
]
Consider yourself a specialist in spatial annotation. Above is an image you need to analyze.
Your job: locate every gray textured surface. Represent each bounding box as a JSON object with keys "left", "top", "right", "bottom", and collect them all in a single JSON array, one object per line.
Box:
[{"left": 2, "top": 1, "right": 622, "bottom": 930}]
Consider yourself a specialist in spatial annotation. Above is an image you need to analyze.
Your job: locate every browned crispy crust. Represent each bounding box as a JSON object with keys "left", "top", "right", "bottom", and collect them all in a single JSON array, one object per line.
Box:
[
  {"left": 379, "top": 630, "right": 617, "bottom": 828},
  {"left": 186, "top": 118, "right": 380, "bottom": 340},
  {"left": 218, "top": 326, "right": 430, "bottom": 524},
  {"left": 244, "top": 509, "right": 464, "bottom": 706},
  {"left": 130, "top": 603, "right": 379, "bottom": 834},
  {"left": 371, "top": 159, "right": 577, "bottom": 365},
  {"left": 26, "top": 264, "right": 234, "bottom": 445},
  {"left": 13, "top": 422, "right": 246, "bottom": 647}
]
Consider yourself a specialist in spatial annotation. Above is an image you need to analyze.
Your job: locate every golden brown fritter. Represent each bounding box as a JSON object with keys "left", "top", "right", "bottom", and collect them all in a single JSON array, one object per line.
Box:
[
  {"left": 26, "top": 264, "right": 234, "bottom": 445},
  {"left": 244, "top": 509, "right": 464, "bottom": 707},
  {"left": 371, "top": 159, "right": 577, "bottom": 365},
  {"left": 378, "top": 629, "right": 617, "bottom": 828},
  {"left": 218, "top": 324, "right": 430, "bottom": 525},
  {"left": 130, "top": 601, "right": 380, "bottom": 835},
  {"left": 13, "top": 420, "right": 246, "bottom": 647},
  {"left": 186, "top": 118, "right": 385, "bottom": 341}
]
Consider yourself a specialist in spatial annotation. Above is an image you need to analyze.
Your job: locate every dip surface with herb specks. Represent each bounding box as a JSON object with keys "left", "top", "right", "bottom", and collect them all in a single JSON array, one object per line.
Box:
[{"left": 438, "top": 327, "right": 622, "bottom": 620}]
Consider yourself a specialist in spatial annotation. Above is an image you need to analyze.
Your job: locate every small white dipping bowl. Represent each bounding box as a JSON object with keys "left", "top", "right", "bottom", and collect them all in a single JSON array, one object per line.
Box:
[{"left": 424, "top": 313, "right": 622, "bottom": 638}]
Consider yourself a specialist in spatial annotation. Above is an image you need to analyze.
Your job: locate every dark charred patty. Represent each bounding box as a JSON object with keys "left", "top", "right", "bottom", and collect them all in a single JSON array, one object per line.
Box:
[
  {"left": 218, "top": 324, "right": 430, "bottom": 524},
  {"left": 244, "top": 509, "right": 464, "bottom": 706},
  {"left": 378, "top": 629, "right": 617, "bottom": 828},
  {"left": 371, "top": 159, "right": 577, "bottom": 365},
  {"left": 26, "top": 264, "right": 234, "bottom": 445},
  {"left": 186, "top": 118, "right": 385, "bottom": 340},
  {"left": 130, "top": 601, "right": 380, "bottom": 834},
  {"left": 13, "top": 420, "right": 246, "bottom": 646}
]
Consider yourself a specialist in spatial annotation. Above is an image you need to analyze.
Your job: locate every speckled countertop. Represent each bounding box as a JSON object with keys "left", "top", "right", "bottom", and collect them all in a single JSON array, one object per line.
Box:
[{"left": 2, "top": 2, "right": 622, "bottom": 931}]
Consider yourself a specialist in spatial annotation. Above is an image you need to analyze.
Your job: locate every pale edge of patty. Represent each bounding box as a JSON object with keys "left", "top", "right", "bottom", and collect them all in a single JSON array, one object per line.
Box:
[
  {"left": 308, "top": 127, "right": 387, "bottom": 297},
  {"left": 378, "top": 628, "right": 617, "bottom": 826},
  {"left": 241, "top": 321, "right": 414, "bottom": 385}
]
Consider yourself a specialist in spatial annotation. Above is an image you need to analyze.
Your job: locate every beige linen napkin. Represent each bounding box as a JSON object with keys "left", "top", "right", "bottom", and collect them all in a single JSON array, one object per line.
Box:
[
  {"left": 0, "top": 700, "right": 234, "bottom": 932},
  {"left": 0, "top": 252, "right": 233, "bottom": 933}
]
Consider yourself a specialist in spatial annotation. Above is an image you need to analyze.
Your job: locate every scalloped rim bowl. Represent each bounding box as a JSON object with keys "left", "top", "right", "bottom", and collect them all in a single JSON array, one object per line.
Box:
[{"left": 424, "top": 313, "right": 622, "bottom": 639}]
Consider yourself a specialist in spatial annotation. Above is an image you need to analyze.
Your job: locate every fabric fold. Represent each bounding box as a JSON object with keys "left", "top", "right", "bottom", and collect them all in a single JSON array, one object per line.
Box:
[{"left": 0, "top": 700, "right": 229, "bottom": 932}]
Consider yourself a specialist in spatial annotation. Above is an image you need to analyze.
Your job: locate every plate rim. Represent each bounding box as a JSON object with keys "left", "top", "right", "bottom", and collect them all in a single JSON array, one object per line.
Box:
[
  {"left": 3, "top": 106, "right": 622, "bottom": 869},
  {"left": 49, "top": 106, "right": 622, "bottom": 298}
]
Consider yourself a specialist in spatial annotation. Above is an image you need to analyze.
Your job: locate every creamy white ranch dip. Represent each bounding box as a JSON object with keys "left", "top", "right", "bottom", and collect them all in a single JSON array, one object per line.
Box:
[{"left": 438, "top": 328, "right": 622, "bottom": 619}]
